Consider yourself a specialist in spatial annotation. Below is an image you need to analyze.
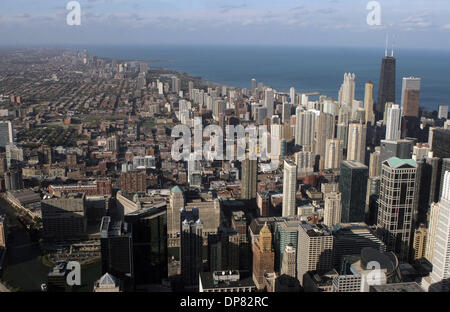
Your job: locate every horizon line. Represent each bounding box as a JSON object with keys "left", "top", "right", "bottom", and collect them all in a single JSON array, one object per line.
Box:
[{"left": 1, "top": 43, "right": 450, "bottom": 53}]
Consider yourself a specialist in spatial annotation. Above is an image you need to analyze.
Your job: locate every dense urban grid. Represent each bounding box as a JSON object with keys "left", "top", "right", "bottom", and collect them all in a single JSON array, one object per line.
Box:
[{"left": 0, "top": 47, "right": 449, "bottom": 293}]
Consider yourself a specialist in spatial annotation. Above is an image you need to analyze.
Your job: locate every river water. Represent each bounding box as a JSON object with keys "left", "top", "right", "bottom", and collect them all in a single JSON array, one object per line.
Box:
[{"left": 0, "top": 197, "right": 101, "bottom": 292}]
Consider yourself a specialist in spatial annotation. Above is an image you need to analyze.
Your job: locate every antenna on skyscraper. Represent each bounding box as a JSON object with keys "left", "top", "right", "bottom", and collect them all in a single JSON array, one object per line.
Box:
[
  {"left": 385, "top": 34, "right": 389, "bottom": 57},
  {"left": 391, "top": 34, "right": 396, "bottom": 57}
]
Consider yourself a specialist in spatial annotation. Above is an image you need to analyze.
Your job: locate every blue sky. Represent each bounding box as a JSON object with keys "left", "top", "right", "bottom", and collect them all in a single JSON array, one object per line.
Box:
[{"left": 1, "top": 0, "right": 450, "bottom": 49}]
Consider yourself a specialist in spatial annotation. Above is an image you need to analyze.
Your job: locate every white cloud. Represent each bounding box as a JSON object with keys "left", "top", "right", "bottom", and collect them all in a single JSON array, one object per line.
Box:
[{"left": 400, "top": 14, "right": 433, "bottom": 31}]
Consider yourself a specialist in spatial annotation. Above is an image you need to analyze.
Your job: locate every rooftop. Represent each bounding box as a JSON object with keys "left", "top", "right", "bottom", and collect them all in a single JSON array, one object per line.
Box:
[
  {"left": 300, "top": 223, "right": 331, "bottom": 237},
  {"left": 171, "top": 185, "right": 183, "bottom": 194},
  {"left": 97, "top": 273, "right": 120, "bottom": 288},
  {"left": 7, "top": 189, "right": 41, "bottom": 205},
  {"left": 342, "top": 160, "right": 368, "bottom": 169},
  {"left": 200, "top": 271, "right": 255, "bottom": 290},
  {"left": 370, "top": 282, "right": 424, "bottom": 292},
  {"left": 385, "top": 157, "right": 417, "bottom": 169}
]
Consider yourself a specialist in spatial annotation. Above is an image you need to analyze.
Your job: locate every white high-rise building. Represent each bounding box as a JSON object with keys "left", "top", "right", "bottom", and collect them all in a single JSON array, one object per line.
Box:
[
  {"left": 324, "top": 192, "right": 342, "bottom": 227},
  {"left": 323, "top": 99, "right": 338, "bottom": 117},
  {"left": 439, "top": 105, "right": 448, "bottom": 120},
  {"left": 324, "top": 139, "right": 343, "bottom": 170},
  {"left": 347, "top": 123, "right": 367, "bottom": 164},
  {"left": 282, "top": 160, "right": 297, "bottom": 217},
  {"left": 264, "top": 88, "right": 274, "bottom": 118},
  {"left": 427, "top": 171, "right": 450, "bottom": 291},
  {"left": 290, "top": 87, "right": 296, "bottom": 104},
  {"left": 295, "top": 151, "right": 314, "bottom": 176},
  {"left": 425, "top": 202, "right": 441, "bottom": 263},
  {"left": 385, "top": 104, "right": 401, "bottom": 140},
  {"left": 295, "top": 108, "right": 317, "bottom": 150},
  {"left": 314, "top": 112, "right": 335, "bottom": 169},
  {"left": 297, "top": 224, "right": 333, "bottom": 286},
  {"left": 301, "top": 94, "right": 309, "bottom": 106},
  {"left": 171, "top": 76, "right": 180, "bottom": 93},
  {"left": 270, "top": 120, "right": 283, "bottom": 141},
  {"left": 157, "top": 81, "right": 164, "bottom": 95},
  {"left": 339, "top": 73, "right": 356, "bottom": 109},
  {"left": 281, "top": 244, "right": 297, "bottom": 278}
]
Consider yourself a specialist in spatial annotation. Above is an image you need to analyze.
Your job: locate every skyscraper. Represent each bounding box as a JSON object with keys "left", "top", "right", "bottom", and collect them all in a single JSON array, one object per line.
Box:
[
  {"left": 439, "top": 159, "right": 450, "bottom": 199},
  {"left": 290, "top": 87, "right": 296, "bottom": 104},
  {"left": 401, "top": 77, "right": 421, "bottom": 118},
  {"left": 438, "top": 105, "right": 448, "bottom": 120},
  {"left": 347, "top": 123, "right": 367, "bottom": 164},
  {"left": 180, "top": 208, "right": 203, "bottom": 287},
  {"left": 414, "top": 156, "right": 441, "bottom": 225},
  {"left": 364, "top": 81, "right": 375, "bottom": 125},
  {"left": 264, "top": 88, "right": 275, "bottom": 118},
  {"left": 241, "top": 159, "right": 257, "bottom": 200},
  {"left": 297, "top": 224, "right": 333, "bottom": 285},
  {"left": 324, "top": 192, "right": 342, "bottom": 227},
  {"left": 124, "top": 203, "right": 168, "bottom": 286},
  {"left": 167, "top": 186, "right": 184, "bottom": 248},
  {"left": 331, "top": 223, "right": 386, "bottom": 268},
  {"left": 401, "top": 77, "right": 421, "bottom": 138},
  {"left": 339, "top": 161, "right": 368, "bottom": 223},
  {"left": 295, "top": 151, "right": 314, "bottom": 177},
  {"left": 385, "top": 104, "right": 401, "bottom": 140},
  {"left": 412, "top": 224, "right": 427, "bottom": 260},
  {"left": 324, "top": 139, "right": 343, "bottom": 170},
  {"left": 252, "top": 223, "right": 275, "bottom": 290},
  {"left": 213, "top": 100, "right": 226, "bottom": 122},
  {"left": 100, "top": 217, "right": 133, "bottom": 282},
  {"left": 336, "top": 123, "right": 349, "bottom": 149},
  {"left": 0, "top": 121, "right": 13, "bottom": 148},
  {"left": 281, "top": 244, "right": 297, "bottom": 278},
  {"left": 41, "top": 194, "right": 87, "bottom": 241},
  {"left": 256, "top": 106, "right": 267, "bottom": 125},
  {"left": 382, "top": 102, "right": 394, "bottom": 125},
  {"left": 339, "top": 73, "right": 356, "bottom": 109},
  {"left": 274, "top": 218, "right": 301, "bottom": 272},
  {"left": 314, "top": 112, "right": 335, "bottom": 170},
  {"left": 427, "top": 171, "right": 450, "bottom": 291},
  {"left": 295, "top": 108, "right": 317, "bottom": 149},
  {"left": 282, "top": 103, "right": 292, "bottom": 124},
  {"left": 207, "top": 230, "right": 240, "bottom": 272},
  {"left": 431, "top": 128, "right": 450, "bottom": 159},
  {"left": 425, "top": 202, "right": 440, "bottom": 264},
  {"left": 379, "top": 139, "right": 414, "bottom": 172},
  {"left": 171, "top": 76, "right": 180, "bottom": 94},
  {"left": 377, "top": 157, "right": 417, "bottom": 261},
  {"left": 376, "top": 55, "right": 396, "bottom": 121},
  {"left": 369, "top": 148, "right": 381, "bottom": 177},
  {"left": 282, "top": 161, "right": 297, "bottom": 217}
]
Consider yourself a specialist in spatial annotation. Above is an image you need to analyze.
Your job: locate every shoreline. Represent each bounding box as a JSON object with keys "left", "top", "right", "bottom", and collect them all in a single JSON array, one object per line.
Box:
[
  {"left": 81, "top": 47, "right": 444, "bottom": 113},
  {"left": 1, "top": 47, "right": 445, "bottom": 112}
]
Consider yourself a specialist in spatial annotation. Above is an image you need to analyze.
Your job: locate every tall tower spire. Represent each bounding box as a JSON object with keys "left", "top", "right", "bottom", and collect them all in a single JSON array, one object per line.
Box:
[
  {"left": 385, "top": 34, "right": 389, "bottom": 57},
  {"left": 391, "top": 34, "right": 395, "bottom": 57}
]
